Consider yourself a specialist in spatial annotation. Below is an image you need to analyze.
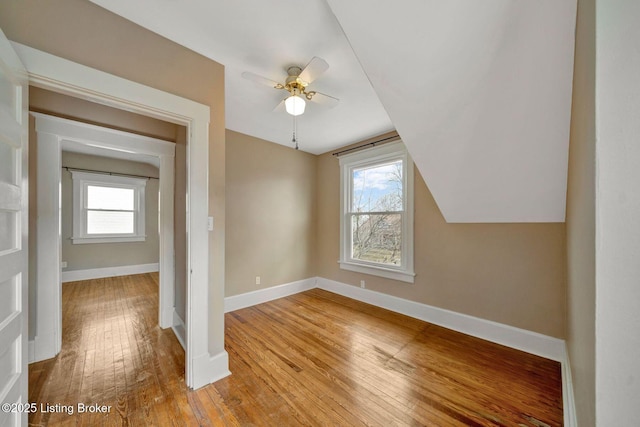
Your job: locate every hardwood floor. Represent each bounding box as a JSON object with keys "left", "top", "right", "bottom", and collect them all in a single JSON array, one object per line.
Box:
[
  {"left": 29, "top": 274, "right": 562, "bottom": 426},
  {"left": 29, "top": 273, "right": 186, "bottom": 427}
]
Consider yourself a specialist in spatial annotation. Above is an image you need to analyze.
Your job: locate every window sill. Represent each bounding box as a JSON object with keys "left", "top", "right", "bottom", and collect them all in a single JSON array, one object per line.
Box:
[
  {"left": 339, "top": 261, "right": 415, "bottom": 283},
  {"left": 71, "top": 236, "right": 146, "bottom": 244}
]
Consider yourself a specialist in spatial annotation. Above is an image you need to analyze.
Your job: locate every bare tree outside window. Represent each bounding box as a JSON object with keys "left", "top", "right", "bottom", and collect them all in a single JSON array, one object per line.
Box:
[{"left": 350, "top": 160, "right": 403, "bottom": 265}]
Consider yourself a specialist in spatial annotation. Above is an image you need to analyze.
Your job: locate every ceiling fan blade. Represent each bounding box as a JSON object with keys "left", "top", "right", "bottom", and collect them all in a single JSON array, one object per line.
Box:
[
  {"left": 242, "top": 71, "right": 284, "bottom": 89},
  {"left": 298, "top": 57, "right": 329, "bottom": 85},
  {"left": 308, "top": 91, "right": 339, "bottom": 108},
  {"left": 272, "top": 99, "right": 286, "bottom": 113}
]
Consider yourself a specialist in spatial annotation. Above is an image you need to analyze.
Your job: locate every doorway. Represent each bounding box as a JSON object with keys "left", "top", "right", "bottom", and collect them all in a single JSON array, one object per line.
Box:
[
  {"left": 16, "top": 42, "right": 230, "bottom": 388},
  {"left": 31, "top": 112, "right": 177, "bottom": 358}
]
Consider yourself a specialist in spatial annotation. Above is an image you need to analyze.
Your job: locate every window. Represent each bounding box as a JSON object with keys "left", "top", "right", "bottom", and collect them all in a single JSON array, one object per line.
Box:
[
  {"left": 339, "top": 141, "right": 414, "bottom": 283},
  {"left": 71, "top": 171, "right": 147, "bottom": 244}
]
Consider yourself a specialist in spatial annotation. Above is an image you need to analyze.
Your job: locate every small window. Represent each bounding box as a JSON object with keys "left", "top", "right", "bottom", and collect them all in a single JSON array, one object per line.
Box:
[
  {"left": 339, "top": 141, "right": 415, "bottom": 283},
  {"left": 71, "top": 171, "right": 146, "bottom": 244}
]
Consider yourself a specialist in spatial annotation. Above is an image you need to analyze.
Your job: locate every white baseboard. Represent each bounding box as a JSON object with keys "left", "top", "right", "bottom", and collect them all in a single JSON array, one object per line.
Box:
[
  {"left": 172, "top": 309, "right": 186, "bottom": 350},
  {"left": 224, "top": 278, "right": 317, "bottom": 313},
  {"left": 191, "top": 350, "right": 231, "bottom": 390},
  {"left": 316, "top": 277, "right": 565, "bottom": 362},
  {"left": 233, "top": 276, "right": 572, "bottom": 423},
  {"left": 317, "top": 278, "right": 575, "bottom": 424},
  {"left": 561, "top": 344, "right": 577, "bottom": 426},
  {"left": 61, "top": 263, "right": 159, "bottom": 283},
  {"left": 160, "top": 306, "right": 174, "bottom": 330},
  {"left": 30, "top": 334, "right": 57, "bottom": 364}
]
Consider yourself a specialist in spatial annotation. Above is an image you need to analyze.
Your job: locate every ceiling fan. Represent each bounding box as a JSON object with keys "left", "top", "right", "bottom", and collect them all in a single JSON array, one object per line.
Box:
[{"left": 242, "top": 57, "right": 339, "bottom": 116}]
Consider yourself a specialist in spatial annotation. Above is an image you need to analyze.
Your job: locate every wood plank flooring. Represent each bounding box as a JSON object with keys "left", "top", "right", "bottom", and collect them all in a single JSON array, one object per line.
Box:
[{"left": 29, "top": 274, "right": 562, "bottom": 426}]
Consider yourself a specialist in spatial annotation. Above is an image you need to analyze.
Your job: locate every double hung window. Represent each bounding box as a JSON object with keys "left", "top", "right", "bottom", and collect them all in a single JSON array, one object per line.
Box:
[
  {"left": 71, "top": 171, "right": 146, "bottom": 244},
  {"left": 339, "top": 141, "right": 414, "bottom": 283}
]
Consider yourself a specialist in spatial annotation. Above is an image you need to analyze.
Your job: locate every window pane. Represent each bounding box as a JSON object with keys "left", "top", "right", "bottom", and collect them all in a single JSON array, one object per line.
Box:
[
  {"left": 352, "top": 160, "right": 402, "bottom": 212},
  {"left": 87, "top": 185, "right": 135, "bottom": 210},
  {"left": 87, "top": 210, "right": 134, "bottom": 234},
  {"left": 351, "top": 213, "right": 401, "bottom": 265}
]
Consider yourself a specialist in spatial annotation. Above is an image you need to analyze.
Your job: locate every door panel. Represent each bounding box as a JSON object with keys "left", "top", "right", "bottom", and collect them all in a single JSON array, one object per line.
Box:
[{"left": 0, "top": 27, "right": 28, "bottom": 427}]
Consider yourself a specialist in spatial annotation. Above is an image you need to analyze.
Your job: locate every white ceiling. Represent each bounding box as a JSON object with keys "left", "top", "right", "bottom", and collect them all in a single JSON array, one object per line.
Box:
[
  {"left": 89, "top": 0, "right": 394, "bottom": 155},
  {"left": 88, "top": 0, "right": 577, "bottom": 223}
]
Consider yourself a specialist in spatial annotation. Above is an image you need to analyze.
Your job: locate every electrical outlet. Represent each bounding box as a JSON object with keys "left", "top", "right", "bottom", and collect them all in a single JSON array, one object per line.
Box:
[
  {"left": 360, "top": 280, "right": 365, "bottom": 288},
  {"left": 255, "top": 276, "right": 261, "bottom": 285},
  {"left": 61, "top": 261, "right": 68, "bottom": 268}
]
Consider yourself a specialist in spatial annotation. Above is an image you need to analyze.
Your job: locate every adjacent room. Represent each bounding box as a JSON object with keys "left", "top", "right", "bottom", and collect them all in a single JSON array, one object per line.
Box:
[
  {"left": 0, "top": 0, "right": 638, "bottom": 426},
  {"left": 24, "top": 88, "right": 191, "bottom": 425}
]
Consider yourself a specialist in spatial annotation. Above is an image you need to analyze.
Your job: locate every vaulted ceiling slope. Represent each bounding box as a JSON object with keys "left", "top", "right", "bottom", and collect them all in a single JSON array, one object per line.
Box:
[
  {"left": 326, "top": 0, "right": 577, "bottom": 222},
  {"left": 89, "top": 0, "right": 576, "bottom": 223}
]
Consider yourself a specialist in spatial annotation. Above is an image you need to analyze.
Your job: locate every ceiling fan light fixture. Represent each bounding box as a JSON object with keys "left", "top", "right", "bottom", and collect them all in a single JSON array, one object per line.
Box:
[{"left": 285, "top": 95, "right": 306, "bottom": 116}]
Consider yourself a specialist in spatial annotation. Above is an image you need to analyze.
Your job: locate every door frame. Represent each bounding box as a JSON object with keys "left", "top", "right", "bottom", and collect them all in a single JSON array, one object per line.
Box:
[
  {"left": 14, "top": 42, "right": 230, "bottom": 389},
  {"left": 31, "top": 112, "right": 176, "bottom": 361}
]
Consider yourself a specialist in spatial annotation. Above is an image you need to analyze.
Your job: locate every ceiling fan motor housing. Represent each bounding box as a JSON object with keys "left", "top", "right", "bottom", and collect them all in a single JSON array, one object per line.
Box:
[
  {"left": 287, "top": 66, "right": 303, "bottom": 77},
  {"left": 286, "top": 66, "right": 308, "bottom": 89}
]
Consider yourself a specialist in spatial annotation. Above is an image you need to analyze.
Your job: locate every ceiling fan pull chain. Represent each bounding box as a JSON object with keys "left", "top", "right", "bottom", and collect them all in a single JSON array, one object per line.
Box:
[{"left": 292, "top": 114, "right": 299, "bottom": 150}]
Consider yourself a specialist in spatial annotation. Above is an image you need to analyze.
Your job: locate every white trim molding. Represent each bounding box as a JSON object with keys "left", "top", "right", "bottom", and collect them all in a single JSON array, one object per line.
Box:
[
  {"left": 70, "top": 171, "right": 147, "bottom": 244},
  {"left": 561, "top": 344, "right": 577, "bottom": 427},
  {"left": 15, "top": 42, "right": 228, "bottom": 388},
  {"left": 192, "top": 351, "right": 231, "bottom": 390},
  {"left": 224, "top": 278, "right": 317, "bottom": 313},
  {"left": 32, "top": 111, "right": 176, "bottom": 363},
  {"left": 220, "top": 276, "right": 575, "bottom": 423},
  {"left": 224, "top": 276, "right": 565, "bottom": 362},
  {"left": 339, "top": 141, "right": 415, "bottom": 283},
  {"left": 34, "top": 126, "right": 63, "bottom": 362},
  {"left": 317, "top": 277, "right": 575, "bottom": 423},
  {"left": 30, "top": 333, "right": 57, "bottom": 364},
  {"left": 61, "top": 263, "right": 159, "bottom": 283},
  {"left": 172, "top": 309, "right": 186, "bottom": 350},
  {"left": 316, "top": 277, "right": 565, "bottom": 362}
]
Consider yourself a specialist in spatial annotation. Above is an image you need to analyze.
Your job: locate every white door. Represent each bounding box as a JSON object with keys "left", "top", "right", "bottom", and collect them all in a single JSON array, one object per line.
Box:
[{"left": 0, "top": 29, "right": 28, "bottom": 427}]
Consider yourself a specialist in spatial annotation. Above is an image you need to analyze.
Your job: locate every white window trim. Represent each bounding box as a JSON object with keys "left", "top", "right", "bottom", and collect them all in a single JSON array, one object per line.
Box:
[
  {"left": 71, "top": 170, "right": 147, "bottom": 244},
  {"left": 339, "top": 140, "right": 415, "bottom": 283}
]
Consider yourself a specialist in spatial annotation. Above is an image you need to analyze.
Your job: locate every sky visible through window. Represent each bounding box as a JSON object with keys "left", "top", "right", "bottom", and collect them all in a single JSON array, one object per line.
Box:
[
  {"left": 352, "top": 160, "right": 403, "bottom": 212},
  {"left": 351, "top": 160, "right": 403, "bottom": 265}
]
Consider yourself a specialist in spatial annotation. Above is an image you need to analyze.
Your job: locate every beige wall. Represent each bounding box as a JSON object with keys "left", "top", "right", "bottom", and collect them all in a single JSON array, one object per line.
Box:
[
  {"left": 317, "top": 134, "right": 566, "bottom": 338},
  {"left": 0, "top": 0, "right": 226, "bottom": 354},
  {"left": 565, "top": 0, "right": 596, "bottom": 423},
  {"left": 226, "top": 128, "right": 567, "bottom": 337},
  {"left": 226, "top": 128, "right": 566, "bottom": 338},
  {"left": 60, "top": 152, "right": 160, "bottom": 271},
  {"left": 225, "top": 130, "right": 316, "bottom": 296}
]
